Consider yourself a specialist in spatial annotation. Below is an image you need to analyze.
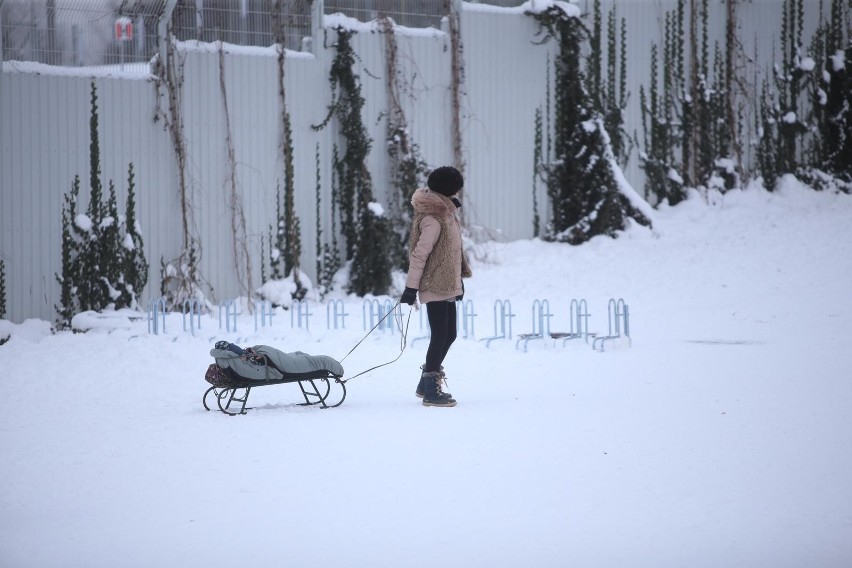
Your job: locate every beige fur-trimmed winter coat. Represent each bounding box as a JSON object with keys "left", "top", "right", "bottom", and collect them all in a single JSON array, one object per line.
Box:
[{"left": 405, "top": 188, "right": 472, "bottom": 303}]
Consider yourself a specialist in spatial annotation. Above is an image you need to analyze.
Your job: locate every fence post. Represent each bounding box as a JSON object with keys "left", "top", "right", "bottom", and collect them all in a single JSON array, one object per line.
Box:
[
  {"left": 158, "top": 0, "right": 179, "bottom": 72},
  {"left": 311, "top": 0, "right": 323, "bottom": 50},
  {"left": 0, "top": 3, "right": 4, "bottom": 66},
  {"left": 302, "top": 0, "right": 324, "bottom": 53}
]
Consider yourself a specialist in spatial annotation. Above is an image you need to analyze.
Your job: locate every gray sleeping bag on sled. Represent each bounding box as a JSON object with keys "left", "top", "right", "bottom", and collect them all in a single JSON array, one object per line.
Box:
[{"left": 210, "top": 344, "right": 344, "bottom": 382}]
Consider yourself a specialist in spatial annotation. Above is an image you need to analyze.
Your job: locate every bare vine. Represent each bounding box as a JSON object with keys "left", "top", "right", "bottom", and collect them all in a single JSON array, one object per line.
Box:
[
  {"left": 380, "top": 14, "right": 428, "bottom": 269},
  {"left": 153, "top": 30, "right": 210, "bottom": 310},
  {"left": 154, "top": 34, "right": 190, "bottom": 251},
  {"left": 218, "top": 42, "right": 253, "bottom": 305},
  {"left": 272, "top": 0, "right": 306, "bottom": 300}
]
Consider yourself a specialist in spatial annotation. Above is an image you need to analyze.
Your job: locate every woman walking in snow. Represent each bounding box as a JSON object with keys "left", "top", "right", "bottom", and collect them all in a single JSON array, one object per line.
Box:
[{"left": 400, "top": 166, "right": 472, "bottom": 407}]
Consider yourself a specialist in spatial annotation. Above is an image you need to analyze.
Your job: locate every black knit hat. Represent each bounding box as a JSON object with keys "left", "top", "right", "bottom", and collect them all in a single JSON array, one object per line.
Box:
[{"left": 427, "top": 166, "right": 464, "bottom": 197}]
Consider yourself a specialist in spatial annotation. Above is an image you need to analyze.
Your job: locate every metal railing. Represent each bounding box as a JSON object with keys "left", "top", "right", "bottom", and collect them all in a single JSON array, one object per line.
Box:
[
  {"left": 0, "top": 0, "right": 169, "bottom": 69},
  {"left": 0, "top": 0, "right": 313, "bottom": 70},
  {"left": 325, "top": 0, "right": 443, "bottom": 30},
  {"left": 1, "top": 1, "right": 526, "bottom": 69},
  {"left": 170, "top": 0, "right": 312, "bottom": 52}
]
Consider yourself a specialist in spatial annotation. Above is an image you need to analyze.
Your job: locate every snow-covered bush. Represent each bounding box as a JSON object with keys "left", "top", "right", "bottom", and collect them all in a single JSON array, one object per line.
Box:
[
  {"left": 530, "top": 3, "right": 651, "bottom": 244},
  {"left": 55, "top": 82, "right": 149, "bottom": 329},
  {"left": 313, "top": 27, "right": 392, "bottom": 296},
  {"left": 757, "top": 0, "right": 849, "bottom": 191}
]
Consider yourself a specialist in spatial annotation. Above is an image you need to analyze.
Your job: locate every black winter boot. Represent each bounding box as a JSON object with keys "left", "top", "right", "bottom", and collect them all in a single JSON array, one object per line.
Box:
[
  {"left": 421, "top": 371, "right": 456, "bottom": 407},
  {"left": 416, "top": 366, "right": 444, "bottom": 398}
]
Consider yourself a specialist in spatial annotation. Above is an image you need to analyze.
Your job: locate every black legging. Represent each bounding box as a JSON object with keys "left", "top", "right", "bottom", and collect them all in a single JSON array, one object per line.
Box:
[{"left": 424, "top": 301, "right": 458, "bottom": 372}]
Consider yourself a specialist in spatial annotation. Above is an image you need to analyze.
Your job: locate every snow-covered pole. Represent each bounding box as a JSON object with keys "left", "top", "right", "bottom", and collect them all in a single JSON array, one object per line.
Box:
[
  {"left": 449, "top": 0, "right": 463, "bottom": 174},
  {"left": 158, "top": 0, "right": 179, "bottom": 74},
  {"left": 0, "top": 0, "right": 5, "bottom": 128},
  {"left": 312, "top": 0, "right": 323, "bottom": 52},
  {"left": 0, "top": 0, "right": 5, "bottom": 66},
  {"left": 443, "top": 0, "right": 465, "bottom": 223}
]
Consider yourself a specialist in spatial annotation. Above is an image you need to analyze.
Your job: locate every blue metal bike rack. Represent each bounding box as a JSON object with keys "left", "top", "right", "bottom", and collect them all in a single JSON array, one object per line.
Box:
[
  {"left": 182, "top": 298, "right": 203, "bottom": 336},
  {"left": 456, "top": 299, "right": 477, "bottom": 339},
  {"left": 593, "top": 298, "right": 630, "bottom": 351},
  {"left": 551, "top": 298, "right": 591, "bottom": 346},
  {"left": 411, "top": 305, "right": 431, "bottom": 347},
  {"left": 254, "top": 300, "right": 275, "bottom": 332},
  {"left": 290, "top": 299, "right": 312, "bottom": 330},
  {"left": 480, "top": 299, "right": 515, "bottom": 347},
  {"left": 218, "top": 299, "right": 238, "bottom": 333},
  {"left": 384, "top": 300, "right": 399, "bottom": 335},
  {"left": 516, "top": 298, "right": 553, "bottom": 352},
  {"left": 147, "top": 297, "right": 167, "bottom": 335},
  {"left": 362, "top": 298, "right": 396, "bottom": 334},
  {"left": 326, "top": 299, "right": 348, "bottom": 330}
]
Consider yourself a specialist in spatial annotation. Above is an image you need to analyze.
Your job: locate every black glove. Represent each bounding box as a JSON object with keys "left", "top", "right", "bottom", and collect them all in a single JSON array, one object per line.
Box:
[
  {"left": 401, "top": 287, "right": 418, "bottom": 305},
  {"left": 456, "top": 281, "right": 465, "bottom": 302}
]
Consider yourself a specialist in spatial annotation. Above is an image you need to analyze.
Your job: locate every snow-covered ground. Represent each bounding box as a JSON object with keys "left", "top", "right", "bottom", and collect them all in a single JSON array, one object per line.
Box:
[{"left": 2, "top": 177, "right": 851, "bottom": 567}]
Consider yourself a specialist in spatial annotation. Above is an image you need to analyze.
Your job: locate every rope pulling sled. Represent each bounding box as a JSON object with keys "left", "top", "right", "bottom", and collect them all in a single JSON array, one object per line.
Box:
[{"left": 203, "top": 300, "right": 413, "bottom": 415}]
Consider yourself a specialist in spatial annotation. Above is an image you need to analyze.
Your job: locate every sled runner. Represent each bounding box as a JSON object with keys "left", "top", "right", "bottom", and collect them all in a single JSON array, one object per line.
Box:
[{"left": 203, "top": 341, "right": 346, "bottom": 416}]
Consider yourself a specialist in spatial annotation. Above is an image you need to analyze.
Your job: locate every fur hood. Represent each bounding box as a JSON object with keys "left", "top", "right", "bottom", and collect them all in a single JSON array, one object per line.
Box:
[{"left": 411, "top": 188, "right": 456, "bottom": 220}]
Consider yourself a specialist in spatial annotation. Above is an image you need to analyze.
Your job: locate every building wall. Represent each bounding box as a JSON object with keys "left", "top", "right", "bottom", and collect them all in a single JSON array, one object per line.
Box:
[{"left": 0, "top": 1, "right": 822, "bottom": 323}]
